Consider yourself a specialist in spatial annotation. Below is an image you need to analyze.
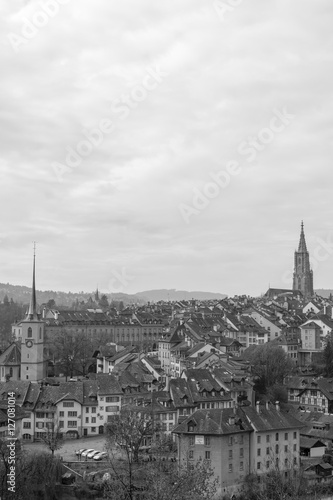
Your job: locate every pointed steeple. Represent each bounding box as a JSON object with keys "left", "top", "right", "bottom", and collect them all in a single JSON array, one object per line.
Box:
[
  {"left": 27, "top": 243, "right": 38, "bottom": 320},
  {"left": 297, "top": 220, "right": 307, "bottom": 252}
]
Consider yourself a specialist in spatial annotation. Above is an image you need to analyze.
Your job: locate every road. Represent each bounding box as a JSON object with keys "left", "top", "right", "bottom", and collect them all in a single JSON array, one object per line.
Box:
[{"left": 22, "top": 435, "right": 108, "bottom": 461}]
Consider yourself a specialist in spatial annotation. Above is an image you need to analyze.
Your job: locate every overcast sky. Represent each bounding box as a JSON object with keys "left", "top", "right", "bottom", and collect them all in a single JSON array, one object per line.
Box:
[{"left": 1, "top": 0, "right": 333, "bottom": 297}]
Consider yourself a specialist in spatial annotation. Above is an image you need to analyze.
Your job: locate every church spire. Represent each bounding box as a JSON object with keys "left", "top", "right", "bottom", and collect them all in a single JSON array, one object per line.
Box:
[
  {"left": 27, "top": 243, "right": 38, "bottom": 320},
  {"left": 297, "top": 220, "right": 307, "bottom": 252}
]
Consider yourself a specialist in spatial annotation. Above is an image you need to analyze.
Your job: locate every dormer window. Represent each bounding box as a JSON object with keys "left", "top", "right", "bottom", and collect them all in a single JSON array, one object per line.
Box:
[
  {"left": 212, "top": 390, "right": 215, "bottom": 396},
  {"left": 202, "top": 391, "right": 207, "bottom": 397},
  {"left": 188, "top": 424, "right": 194, "bottom": 432}
]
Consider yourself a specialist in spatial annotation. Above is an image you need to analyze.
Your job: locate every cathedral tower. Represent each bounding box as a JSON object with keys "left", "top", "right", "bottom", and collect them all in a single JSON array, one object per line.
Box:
[
  {"left": 20, "top": 247, "right": 48, "bottom": 382},
  {"left": 292, "top": 222, "right": 314, "bottom": 298}
]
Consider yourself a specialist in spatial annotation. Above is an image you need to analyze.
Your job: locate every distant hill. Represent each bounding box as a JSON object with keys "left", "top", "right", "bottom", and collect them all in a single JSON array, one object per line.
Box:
[
  {"left": 135, "top": 289, "right": 227, "bottom": 302},
  {"left": 315, "top": 289, "right": 333, "bottom": 299},
  {"left": 0, "top": 283, "right": 227, "bottom": 306}
]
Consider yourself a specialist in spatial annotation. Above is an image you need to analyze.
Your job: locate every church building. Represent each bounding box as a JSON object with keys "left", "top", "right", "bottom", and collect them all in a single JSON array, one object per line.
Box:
[
  {"left": 0, "top": 250, "right": 48, "bottom": 383},
  {"left": 292, "top": 222, "right": 314, "bottom": 299}
]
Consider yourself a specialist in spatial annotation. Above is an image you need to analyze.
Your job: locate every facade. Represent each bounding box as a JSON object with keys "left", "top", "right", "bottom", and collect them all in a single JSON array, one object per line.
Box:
[
  {"left": 293, "top": 222, "right": 314, "bottom": 298},
  {"left": 173, "top": 404, "right": 303, "bottom": 496}
]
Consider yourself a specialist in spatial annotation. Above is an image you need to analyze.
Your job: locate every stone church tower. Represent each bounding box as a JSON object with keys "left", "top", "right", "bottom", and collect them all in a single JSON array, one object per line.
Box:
[
  {"left": 20, "top": 248, "right": 48, "bottom": 382},
  {"left": 292, "top": 222, "right": 314, "bottom": 298}
]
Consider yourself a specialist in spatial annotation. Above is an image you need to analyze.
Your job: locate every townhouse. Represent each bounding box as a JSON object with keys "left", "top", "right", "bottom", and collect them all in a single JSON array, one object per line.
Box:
[
  {"left": 172, "top": 403, "right": 303, "bottom": 496},
  {"left": 285, "top": 376, "right": 333, "bottom": 413}
]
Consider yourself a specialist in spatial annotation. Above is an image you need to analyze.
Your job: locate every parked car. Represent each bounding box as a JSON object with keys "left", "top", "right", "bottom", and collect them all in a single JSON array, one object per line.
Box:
[
  {"left": 93, "top": 452, "right": 108, "bottom": 461},
  {"left": 87, "top": 450, "right": 100, "bottom": 459},
  {"left": 75, "top": 448, "right": 87, "bottom": 456},
  {"left": 81, "top": 449, "right": 95, "bottom": 458}
]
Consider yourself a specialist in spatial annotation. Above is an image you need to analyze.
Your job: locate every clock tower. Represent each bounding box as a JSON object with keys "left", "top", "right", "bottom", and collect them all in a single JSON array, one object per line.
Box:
[{"left": 20, "top": 247, "right": 48, "bottom": 382}]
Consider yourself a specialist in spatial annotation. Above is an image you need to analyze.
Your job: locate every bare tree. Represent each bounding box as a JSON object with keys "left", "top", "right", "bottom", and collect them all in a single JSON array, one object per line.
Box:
[
  {"left": 104, "top": 408, "right": 217, "bottom": 500},
  {"left": 40, "top": 415, "right": 64, "bottom": 457}
]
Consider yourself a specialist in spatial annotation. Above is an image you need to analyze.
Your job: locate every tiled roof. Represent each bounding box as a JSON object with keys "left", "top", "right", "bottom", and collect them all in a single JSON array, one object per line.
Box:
[
  {"left": 0, "top": 381, "right": 30, "bottom": 405},
  {"left": 36, "top": 382, "right": 84, "bottom": 408},
  {"left": 300, "top": 436, "right": 326, "bottom": 449},
  {"left": 173, "top": 408, "right": 253, "bottom": 435},
  {"left": 96, "top": 374, "right": 122, "bottom": 395},
  {"left": 241, "top": 404, "right": 303, "bottom": 431},
  {"left": 82, "top": 379, "right": 98, "bottom": 405},
  {"left": 0, "top": 343, "right": 21, "bottom": 366}
]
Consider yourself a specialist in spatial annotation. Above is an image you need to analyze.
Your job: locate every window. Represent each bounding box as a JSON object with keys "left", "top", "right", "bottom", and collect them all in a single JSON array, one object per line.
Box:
[
  {"left": 91, "top": 427, "right": 96, "bottom": 432},
  {"left": 28, "top": 327, "right": 32, "bottom": 338},
  {"left": 86, "top": 407, "right": 89, "bottom": 413},
  {"left": 188, "top": 425, "right": 194, "bottom": 432},
  {"left": 239, "top": 434, "right": 243, "bottom": 444},
  {"left": 205, "top": 451, "right": 211, "bottom": 460},
  {"left": 275, "top": 433, "right": 279, "bottom": 441},
  {"left": 36, "top": 413, "right": 44, "bottom": 419},
  {"left": 240, "top": 461, "right": 244, "bottom": 471},
  {"left": 36, "top": 422, "right": 44, "bottom": 429},
  {"left": 68, "top": 411, "right": 77, "bottom": 417},
  {"left": 284, "top": 433, "right": 288, "bottom": 440},
  {"left": 204, "top": 436, "right": 210, "bottom": 446},
  {"left": 275, "top": 445, "right": 279, "bottom": 454},
  {"left": 284, "top": 445, "right": 288, "bottom": 453},
  {"left": 240, "top": 448, "right": 244, "bottom": 458},
  {"left": 266, "top": 447, "right": 270, "bottom": 455},
  {"left": 229, "top": 450, "right": 233, "bottom": 459},
  {"left": 276, "top": 458, "right": 279, "bottom": 467},
  {"left": 228, "top": 436, "right": 233, "bottom": 446},
  {"left": 189, "top": 450, "right": 194, "bottom": 459},
  {"left": 23, "top": 422, "right": 31, "bottom": 428},
  {"left": 293, "top": 444, "right": 297, "bottom": 452},
  {"left": 257, "top": 436, "right": 261, "bottom": 444},
  {"left": 106, "top": 406, "right": 119, "bottom": 413},
  {"left": 63, "top": 402, "right": 74, "bottom": 408},
  {"left": 85, "top": 417, "right": 89, "bottom": 423},
  {"left": 266, "top": 435, "right": 270, "bottom": 443},
  {"left": 266, "top": 461, "right": 270, "bottom": 469},
  {"left": 91, "top": 417, "right": 96, "bottom": 423},
  {"left": 68, "top": 421, "right": 77, "bottom": 428},
  {"left": 257, "top": 462, "right": 261, "bottom": 470},
  {"left": 106, "top": 396, "right": 120, "bottom": 403},
  {"left": 59, "top": 421, "right": 64, "bottom": 427},
  {"left": 228, "top": 464, "right": 233, "bottom": 473},
  {"left": 189, "top": 436, "right": 195, "bottom": 446},
  {"left": 59, "top": 411, "right": 64, "bottom": 417},
  {"left": 293, "top": 432, "right": 297, "bottom": 439},
  {"left": 91, "top": 407, "right": 96, "bottom": 413},
  {"left": 285, "top": 459, "right": 288, "bottom": 467},
  {"left": 293, "top": 457, "right": 297, "bottom": 465}
]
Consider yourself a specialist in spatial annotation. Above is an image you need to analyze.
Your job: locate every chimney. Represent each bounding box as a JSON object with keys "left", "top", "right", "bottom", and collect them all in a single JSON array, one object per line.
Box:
[
  {"left": 275, "top": 401, "right": 280, "bottom": 411},
  {"left": 256, "top": 401, "right": 260, "bottom": 413}
]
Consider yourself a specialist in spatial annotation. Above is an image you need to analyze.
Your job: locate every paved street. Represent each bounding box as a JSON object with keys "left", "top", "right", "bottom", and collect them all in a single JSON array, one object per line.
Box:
[{"left": 22, "top": 435, "right": 108, "bottom": 461}]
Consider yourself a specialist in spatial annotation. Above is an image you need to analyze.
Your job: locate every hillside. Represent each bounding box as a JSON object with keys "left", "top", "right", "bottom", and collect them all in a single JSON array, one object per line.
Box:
[{"left": 0, "top": 283, "right": 226, "bottom": 306}]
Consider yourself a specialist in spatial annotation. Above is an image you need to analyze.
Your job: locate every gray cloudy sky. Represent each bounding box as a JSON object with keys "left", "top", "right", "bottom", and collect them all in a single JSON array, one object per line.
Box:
[{"left": 1, "top": 0, "right": 333, "bottom": 297}]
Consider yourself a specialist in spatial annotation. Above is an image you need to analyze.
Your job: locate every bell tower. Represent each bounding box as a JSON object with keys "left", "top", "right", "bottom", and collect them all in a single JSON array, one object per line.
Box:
[
  {"left": 20, "top": 244, "right": 47, "bottom": 382},
  {"left": 292, "top": 222, "right": 314, "bottom": 298}
]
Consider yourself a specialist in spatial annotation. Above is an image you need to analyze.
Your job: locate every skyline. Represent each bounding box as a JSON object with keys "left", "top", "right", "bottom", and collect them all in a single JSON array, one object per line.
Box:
[{"left": 1, "top": 1, "right": 333, "bottom": 296}]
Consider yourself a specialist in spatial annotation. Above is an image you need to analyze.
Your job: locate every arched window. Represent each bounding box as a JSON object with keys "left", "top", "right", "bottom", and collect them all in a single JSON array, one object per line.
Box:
[{"left": 27, "top": 327, "right": 32, "bottom": 338}]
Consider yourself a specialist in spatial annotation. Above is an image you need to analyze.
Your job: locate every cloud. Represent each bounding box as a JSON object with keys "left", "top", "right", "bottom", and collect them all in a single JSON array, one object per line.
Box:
[{"left": 0, "top": 0, "right": 333, "bottom": 296}]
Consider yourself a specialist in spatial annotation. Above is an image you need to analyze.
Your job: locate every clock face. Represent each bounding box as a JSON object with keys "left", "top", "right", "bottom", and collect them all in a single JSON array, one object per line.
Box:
[{"left": 26, "top": 340, "right": 33, "bottom": 348}]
